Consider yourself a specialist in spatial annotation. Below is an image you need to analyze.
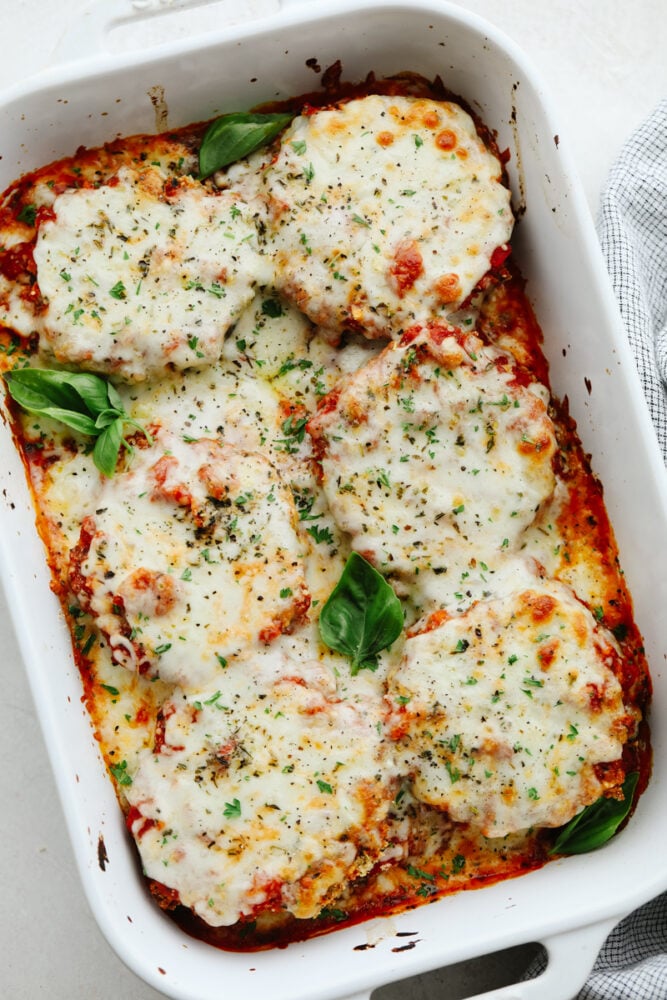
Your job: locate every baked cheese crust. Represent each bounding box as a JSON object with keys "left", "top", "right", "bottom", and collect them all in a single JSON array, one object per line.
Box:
[
  {"left": 67, "top": 431, "right": 309, "bottom": 688},
  {"left": 263, "top": 95, "right": 512, "bottom": 337},
  {"left": 34, "top": 168, "right": 269, "bottom": 381},
  {"left": 308, "top": 321, "right": 556, "bottom": 615},
  {"left": 126, "top": 632, "right": 400, "bottom": 926},
  {"left": 0, "top": 79, "right": 649, "bottom": 950},
  {"left": 388, "top": 574, "right": 634, "bottom": 837}
]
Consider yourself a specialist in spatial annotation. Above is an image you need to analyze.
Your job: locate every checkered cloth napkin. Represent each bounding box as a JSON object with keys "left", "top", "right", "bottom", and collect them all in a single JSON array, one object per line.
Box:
[
  {"left": 579, "top": 98, "right": 667, "bottom": 998},
  {"left": 522, "top": 99, "right": 667, "bottom": 999},
  {"left": 598, "top": 99, "right": 667, "bottom": 461},
  {"left": 522, "top": 891, "right": 667, "bottom": 999}
]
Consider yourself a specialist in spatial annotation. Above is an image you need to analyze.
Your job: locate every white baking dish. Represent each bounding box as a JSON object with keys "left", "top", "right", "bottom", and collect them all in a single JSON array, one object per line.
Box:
[{"left": 2, "top": 2, "right": 667, "bottom": 999}]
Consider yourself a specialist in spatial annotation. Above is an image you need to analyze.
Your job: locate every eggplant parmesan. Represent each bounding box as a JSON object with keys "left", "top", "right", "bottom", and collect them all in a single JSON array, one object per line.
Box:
[
  {"left": 307, "top": 321, "right": 557, "bottom": 616},
  {"left": 388, "top": 573, "right": 635, "bottom": 838},
  {"left": 67, "top": 432, "right": 310, "bottom": 688},
  {"left": 260, "top": 94, "right": 512, "bottom": 336},
  {"left": 0, "top": 73, "right": 651, "bottom": 950},
  {"left": 125, "top": 631, "right": 401, "bottom": 927},
  {"left": 33, "top": 167, "right": 268, "bottom": 381}
]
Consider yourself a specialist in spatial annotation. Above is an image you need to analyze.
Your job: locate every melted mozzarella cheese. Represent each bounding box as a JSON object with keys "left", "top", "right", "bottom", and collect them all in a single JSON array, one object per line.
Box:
[
  {"left": 69, "top": 430, "right": 309, "bottom": 689},
  {"left": 127, "top": 357, "right": 351, "bottom": 606},
  {"left": 388, "top": 576, "right": 632, "bottom": 837},
  {"left": 125, "top": 632, "right": 400, "bottom": 926},
  {"left": 0, "top": 92, "right": 646, "bottom": 937},
  {"left": 0, "top": 183, "right": 55, "bottom": 335},
  {"left": 33, "top": 167, "right": 270, "bottom": 381},
  {"left": 263, "top": 95, "right": 512, "bottom": 337},
  {"left": 308, "top": 326, "right": 557, "bottom": 613},
  {"left": 130, "top": 360, "right": 283, "bottom": 454},
  {"left": 220, "top": 292, "right": 383, "bottom": 399}
]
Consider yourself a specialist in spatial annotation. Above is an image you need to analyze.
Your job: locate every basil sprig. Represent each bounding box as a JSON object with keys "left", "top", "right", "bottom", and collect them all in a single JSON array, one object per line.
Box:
[
  {"left": 319, "top": 552, "right": 404, "bottom": 674},
  {"left": 199, "top": 111, "right": 293, "bottom": 179},
  {"left": 549, "top": 770, "right": 639, "bottom": 855},
  {"left": 3, "top": 367, "right": 151, "bottom": 477}
]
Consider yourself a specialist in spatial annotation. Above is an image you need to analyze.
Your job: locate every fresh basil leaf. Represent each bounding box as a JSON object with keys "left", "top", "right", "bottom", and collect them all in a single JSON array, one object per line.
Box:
[
  {"left": 93, "top": 418, "right": 125, "bottom": 478},
  {"left": 94, "top": 408, "right": 123, "bottom": 430},
  {"left": 29, "top": 407, "right": 99, "bottom": 436},
  {"left": 549, "top": 771, "right": 639, "bottom": 855},
  {"left": 319, "top": 552, "right": 404, "bottom": 674},
  {"left": 5, "top": 367, "right": 114, "bottom": 418},
  {"left": 54, "top": 371, "right": 116, "bottom": 415},
  {"left": 199, "top": 111, "right": 293, "bottom": 179},
  {"left": 106, "top": 379, "right": 125, "bottom": 412},
  {"left": 4, "top": 367, "right": 150, "bottom": 478},
  {"left": 5, "top": 368, "right": 91, "bottom": 415},
  {"left": 4, "top": 375, "right": 103, "bottom": 435}
]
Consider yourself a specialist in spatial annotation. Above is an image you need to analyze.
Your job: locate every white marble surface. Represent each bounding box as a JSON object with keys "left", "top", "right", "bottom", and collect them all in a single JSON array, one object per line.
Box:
[{"left": 1, "top": 1, "right": 665, "bottom": 998}]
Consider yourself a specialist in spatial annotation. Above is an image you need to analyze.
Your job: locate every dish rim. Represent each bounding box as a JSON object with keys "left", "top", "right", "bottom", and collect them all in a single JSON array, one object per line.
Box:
[{"left": 2, "top": 3, "right": 667, "bottom": 998}]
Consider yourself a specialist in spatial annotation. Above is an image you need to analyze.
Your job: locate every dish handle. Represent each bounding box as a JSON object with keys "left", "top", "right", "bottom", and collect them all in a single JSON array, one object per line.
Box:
[
  {"left": 339, "top": 917, "right": 621, "bottom": 1000},
  {"left": 52, "top": 0, "right": 313, "bottom": 67}
]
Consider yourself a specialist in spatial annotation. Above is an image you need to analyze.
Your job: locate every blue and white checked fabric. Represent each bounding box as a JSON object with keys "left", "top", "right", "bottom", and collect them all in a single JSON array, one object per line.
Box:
[
  {"left": 578, "top": 895, "right": 667, "bottom": 999},
  {"left": 577, "top": 98, "right": 667, "bottom": 1000},
  {"left": 598, "top": 99, "right": 667, "bottom": 462}
]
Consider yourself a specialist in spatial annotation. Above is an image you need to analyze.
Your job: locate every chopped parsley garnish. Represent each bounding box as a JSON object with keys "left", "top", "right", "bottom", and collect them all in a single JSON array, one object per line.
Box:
[
  {"left": 18, "top": 203, "right": 37, "bottom": 226},
  {"left": 223, "top": 798, "right": 242, "bottom": 819},
  {"left": 407, "top": 864, "right": 435, "bottom": 881},
  {"left": 306, "top": 523, "right": 334, "bottom": 545},
  {"left": 276, "top": 413, "right": 309, "bottom": 454},
  {"left": 110, "top": 760, "right": 132, "bottom": 787},
  {"left": 261, "top": 297, "right": 284, "bottom": 318}
]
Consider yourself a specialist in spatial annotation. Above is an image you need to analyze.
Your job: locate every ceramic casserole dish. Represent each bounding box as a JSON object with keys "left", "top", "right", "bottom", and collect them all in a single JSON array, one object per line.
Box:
[{"left": 1, "top": 1, "right": 667, "bottom": 998}]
